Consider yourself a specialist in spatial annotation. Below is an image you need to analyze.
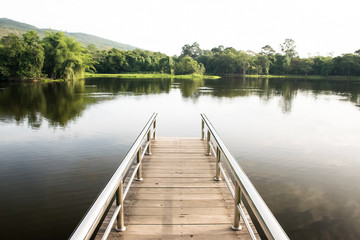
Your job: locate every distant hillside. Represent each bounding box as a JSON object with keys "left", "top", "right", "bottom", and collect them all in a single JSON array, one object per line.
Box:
[{"left": 0, "top": 18, "right": 137, "bottom": 51}]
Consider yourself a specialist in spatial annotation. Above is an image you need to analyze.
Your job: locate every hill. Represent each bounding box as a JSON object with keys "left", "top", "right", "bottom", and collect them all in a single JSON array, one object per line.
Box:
[{"left": 0, "top": 18, "right": 137, "bottom": 51}]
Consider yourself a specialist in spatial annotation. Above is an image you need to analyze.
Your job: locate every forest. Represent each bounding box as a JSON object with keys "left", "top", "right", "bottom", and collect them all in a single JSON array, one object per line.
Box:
[{"left": 1, "top": 31, "right": 360, "bottom": 81}]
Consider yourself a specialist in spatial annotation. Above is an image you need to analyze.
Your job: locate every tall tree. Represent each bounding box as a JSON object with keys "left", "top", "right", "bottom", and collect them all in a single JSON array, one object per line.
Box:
[
  {"left": 0, "top": 31, "right": 44, "bottom": 80},
  {"left": 236, "top": 51, "right": 251, "bottom": 75},
  {"left": 180, "top": 42, "right": 203, "bottom": 60},
  {"left": 174, "top": 55, "right": 205, "bottom": 75},
  {"left": 280, "top": 39, "right": 298, "bottom": 60},
  {"left": 255, "top": 53, "right": 270, "bottom": 75},
  {"left": 42, "top": 31, "right": 94, "bottom": 80},
  {"left": 280, "top": 39, "right": 297, "bottom": 73},
  {"left": 21, "top": 31, "right": 45, "bottom": 79}
]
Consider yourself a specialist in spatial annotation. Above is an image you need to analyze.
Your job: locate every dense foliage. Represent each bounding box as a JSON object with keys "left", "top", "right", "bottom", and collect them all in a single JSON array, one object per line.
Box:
[
  {"left": 0, "top": 31, "right": 94, "bottom": 81},
  {"left": 194, "top": 39, "right": 360, "bottom": 76},
  {"left": 92, "top": 39, "right": 360, "bottom": 77},
  {"left": 1, "top": 30, "right": 360, "bottom": 81},
  {"left": 92, "top": 48, "right": 204, "bottom": 75},
  {"left": 42, "top": 32, "right": 94, "bottom": 80},
  {"left": 0, "top": 31, "right": 44, "bottom": 80}
]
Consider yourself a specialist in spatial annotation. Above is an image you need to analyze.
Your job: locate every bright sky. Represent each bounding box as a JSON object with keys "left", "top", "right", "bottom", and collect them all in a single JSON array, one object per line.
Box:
[{"left": 1, "top": 0, "right": 359, "bottom": 57}]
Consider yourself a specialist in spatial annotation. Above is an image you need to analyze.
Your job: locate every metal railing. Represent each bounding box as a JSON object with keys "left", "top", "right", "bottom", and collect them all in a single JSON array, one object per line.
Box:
[
  {"left": 69, "top": 113, "right": 157, "bottom": 240},
  {"left": 201, "top": 113, "right": 289, "bottom": 240}
]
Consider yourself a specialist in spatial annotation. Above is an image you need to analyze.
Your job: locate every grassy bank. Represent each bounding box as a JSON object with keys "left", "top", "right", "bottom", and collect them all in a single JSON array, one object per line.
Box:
[
  {"left": 244, "top": 74, "right": 360, "bottom": 81},
  {"left": 84, "top": 73, "right": 221, "bottom": 80}
]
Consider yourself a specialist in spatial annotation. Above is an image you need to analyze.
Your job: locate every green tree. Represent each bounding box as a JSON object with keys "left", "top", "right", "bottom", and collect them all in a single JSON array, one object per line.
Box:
[
  {"left": 280, "top": 39, "right": 298, "bottom": 73},
  {"left": 159, "top": 56, "right": 174, "bottom": 74},
  {"left": 21, "top": 31, "right": 45, "bottom": 79},
  {"left": 0, "top": 31, "right": 44, "bottom": 80},
  {"left": 255, "top": 53, "right": 270, "bottom": 75},
  {"left": 211, "top": 45, "right": 224, "bottom": 55},
  {"left": 333, "top": 54, "right": 360, "bottom": 76},
  {"left": 180, "top": 42, "right": 203, "bottom": 59},
  {"left": 261, "top": 45, "right": 275, "bottom": 57},
  {"left": 42, "top": 31, "right": 94, "bottom": 80},
  {"left": 312, "top": 56, "right": 334, "bottom": 76},
  {"left": 235, "top": 51, "right": 251, "bottom": 75},
  {"left": 0, "top": 33, "right": 24, "bottom": 79},
  {"left": 174, "top": 56, "right": 205, "bottom": 75},
  {"left": 298, "top": 58, "right": 314, "bottom": 76}
]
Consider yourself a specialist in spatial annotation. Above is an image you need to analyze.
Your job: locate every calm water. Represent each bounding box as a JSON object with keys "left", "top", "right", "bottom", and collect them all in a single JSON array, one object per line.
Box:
[{"left": 0, "top": 77, "right": 360, "bottom": 239}]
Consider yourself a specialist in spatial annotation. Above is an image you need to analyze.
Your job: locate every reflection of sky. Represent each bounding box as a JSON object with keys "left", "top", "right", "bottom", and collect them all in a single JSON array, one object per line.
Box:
[{"left": 1, "top": 81, "right": 360, "bottom": 239}]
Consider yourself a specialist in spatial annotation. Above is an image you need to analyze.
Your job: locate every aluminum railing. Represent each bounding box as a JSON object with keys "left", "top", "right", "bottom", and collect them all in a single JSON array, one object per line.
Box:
[
  {"left": 201, "top": 113, "right": 289, "bottom": 240},
  {"left": 69, "top": 113, "right": 157, "bottom": 240}
]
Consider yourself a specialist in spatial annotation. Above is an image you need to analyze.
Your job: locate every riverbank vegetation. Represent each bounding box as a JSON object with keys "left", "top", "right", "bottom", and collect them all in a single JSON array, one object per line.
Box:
[
  {"left": 0, "top": 31, "right": 94, "bottom": 81},
  {"left": 1, "top": 31, "right": 360, "bottom": 82},
  {"left": 184, "top": 40, "right": 360, "bottom": 77},
  {"left": 84, "top": 73, "right": 220, "bottom": 79}
]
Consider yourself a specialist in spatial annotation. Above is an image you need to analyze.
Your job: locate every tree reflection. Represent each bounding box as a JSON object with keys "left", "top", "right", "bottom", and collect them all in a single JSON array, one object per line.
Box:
[
  {"left": 85, "top": 78, "right": 172, "bottom": 95},
  {"left": 178, "top": 79, "right": 205, "bottom": 99},
  {"left": 1, "top": 77, "right": 359, "bottom": 128},
  {"left": 0, "top": 81, "right": 95, "bottom": 128},
  {"left": 203, "top": 77, "right": 360, "bottom": 112}
]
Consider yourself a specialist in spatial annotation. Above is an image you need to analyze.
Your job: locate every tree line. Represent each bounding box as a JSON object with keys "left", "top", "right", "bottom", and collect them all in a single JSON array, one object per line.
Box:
[
  {"left": 1, "top": 31, "right": 360, "bottom": 81},
  {"left": 187, "top": 40, "right": 360, "bottom": 76},
  {"left": 91, "top": 47, "right": 204, "bottom": 75},
  {"left": 0, "top": 31, "right": 94, "bottom": 81},
  {"left": 92, "top": 39, "right": 360, "bottom": 77}
]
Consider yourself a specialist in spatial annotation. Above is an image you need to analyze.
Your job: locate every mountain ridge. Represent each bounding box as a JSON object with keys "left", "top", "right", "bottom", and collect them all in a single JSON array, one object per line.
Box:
[{"left": 0, "top": 18, "right": 138, "bottom": 51}]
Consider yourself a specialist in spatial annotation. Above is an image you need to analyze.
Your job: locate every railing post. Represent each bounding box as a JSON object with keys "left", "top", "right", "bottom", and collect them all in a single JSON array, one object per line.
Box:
[
  {"left": 115, "top": 180, "right": 126, "bottom": 232},
  {"left": 214, "top": 146, "right": 222, "bottom": 181},
  {"left": 232, "top": 182, "right": 242, "bottom": 231},
  {"left": 136, "top": 149, "right": 143, "bottom": 181},
  {"left": 201, "top": 119, "right": 204, "bottom": 140},
  {"left": 146, "top": 130, "right": 152, "bottom": 155},
  {"left": 206, "top": 130, "right": 211, "bottom": 155},
  {"left": 152, "top": 120, "right": 157, "bottom": 139}
]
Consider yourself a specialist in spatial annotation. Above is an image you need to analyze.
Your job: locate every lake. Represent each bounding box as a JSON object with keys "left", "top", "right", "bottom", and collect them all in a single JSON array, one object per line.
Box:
[{"left": 0, "top": 77, "right": 360, "bottom": 239}]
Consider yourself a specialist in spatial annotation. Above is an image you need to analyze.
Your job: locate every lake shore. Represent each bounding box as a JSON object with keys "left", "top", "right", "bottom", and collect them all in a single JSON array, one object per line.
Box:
[
  {"left": 84, "top": 73, "right": 221, "bottom": 80},
  {"left": 239, "top": 74, "right": 360, "bottom": 81}
]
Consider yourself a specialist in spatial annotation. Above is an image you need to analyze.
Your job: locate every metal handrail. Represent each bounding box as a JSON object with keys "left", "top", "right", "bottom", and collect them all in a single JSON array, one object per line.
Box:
[
  {"left": 201, "top": 113, "right": 289, "bottom": 240},
  {"left": 69, "top": 113, "right": 157, "bottom": 240}
]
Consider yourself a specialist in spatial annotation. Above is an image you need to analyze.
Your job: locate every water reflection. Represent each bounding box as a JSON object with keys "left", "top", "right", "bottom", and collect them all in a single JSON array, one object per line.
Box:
[
  {"left": 1, "top": 77, "right": 359, "bottom": 128},
  {"left": 0, "top": 81, "right": 95, "bottom": 128},
  {"left": 203, "top": 77, "right": 360, "bottom": 112},
  {"left": 1, "top": 77, "right": 360, "bottom": 239}
]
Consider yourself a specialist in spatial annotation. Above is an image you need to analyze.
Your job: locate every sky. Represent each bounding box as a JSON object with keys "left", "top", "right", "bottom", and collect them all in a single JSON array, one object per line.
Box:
[{"left": 1, "top": 0, "right": 359, "bottom": 57}]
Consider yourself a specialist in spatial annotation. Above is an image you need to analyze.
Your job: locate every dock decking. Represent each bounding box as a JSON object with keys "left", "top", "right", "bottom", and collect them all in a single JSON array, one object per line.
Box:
[{"left": 97, "top": 137, "right": 259, "bottom": 240}]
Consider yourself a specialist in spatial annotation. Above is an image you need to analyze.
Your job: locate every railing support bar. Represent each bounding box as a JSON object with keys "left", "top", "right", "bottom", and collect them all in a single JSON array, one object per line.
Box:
[
  {"left": 214, "top": 147, "right": 221, "bottom": 181},
  {"left": 136, "top": 149, "right": 143, "bottom": 181},
  {"left": 201, "top": 119, "right": 205, "bottom": 140},
  {"left": 115, "top": 181, "right": 126, "bottom": 232},
  {"left": 232, "top": 182, "right": 242, "bottom": 231},
  {"left": 146, "top": 130, "right": 152, "bottom": 155},
  {"left": 152, "top": 120, "right": 157, "bottom": 139},
  {"left": 206, "top": 130, "right": 211, "bottom": 155},
  {"left": 237, "top": 204, "right": 258, "bottom": 240}
]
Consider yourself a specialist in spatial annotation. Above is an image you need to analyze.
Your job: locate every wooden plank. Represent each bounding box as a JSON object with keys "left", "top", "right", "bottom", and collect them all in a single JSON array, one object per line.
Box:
[
  {"left": 123, "top": 200, "right": 233, "bottom": 208},
  {"left": 123, "top": 215, "right": 233, "bottom": 225},
  {"left": 124, "top": 207, "right": 232, "bottom": 216},
  {"left": 126, "top": 193, "right": 232, "bottom": 200},
  {"left": 130, "top": 187, "right": 230, "bottom": 194}
]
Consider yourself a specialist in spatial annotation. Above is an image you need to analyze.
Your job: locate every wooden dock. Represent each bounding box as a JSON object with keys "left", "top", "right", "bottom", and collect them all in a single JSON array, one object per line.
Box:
[{"left": 96, "top": 137, "right": 259, "bottom": 240}]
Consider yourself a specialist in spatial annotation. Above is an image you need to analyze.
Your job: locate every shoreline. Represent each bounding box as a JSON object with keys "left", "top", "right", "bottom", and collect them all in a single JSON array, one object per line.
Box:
[{"left": 83, "top": 73, "right": 221, "bottom": 80}]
